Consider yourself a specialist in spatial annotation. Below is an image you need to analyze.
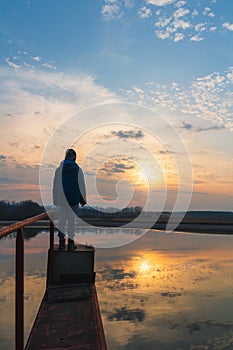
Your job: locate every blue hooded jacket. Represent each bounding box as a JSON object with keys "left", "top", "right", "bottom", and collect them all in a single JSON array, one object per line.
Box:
[{"left": 53, "top": 160, "right": 86, "bottom": 207}]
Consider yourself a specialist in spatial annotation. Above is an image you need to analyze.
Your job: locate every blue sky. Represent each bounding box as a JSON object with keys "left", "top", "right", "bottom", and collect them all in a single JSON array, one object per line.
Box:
[
  {"left": 1, "top": 0, "right": 233, "bottom": 87},
  {"left": 0, "top": 0, "right": 233, "bottom": 210}
]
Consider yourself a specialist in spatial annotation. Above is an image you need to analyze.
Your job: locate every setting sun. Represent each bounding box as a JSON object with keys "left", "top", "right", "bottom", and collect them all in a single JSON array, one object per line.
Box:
[
  {"left": 132, "top": 168, "right": 147, "bottom": 187},
  {"left": 139, "top": 260, "right": 150, "bottom": 273}
]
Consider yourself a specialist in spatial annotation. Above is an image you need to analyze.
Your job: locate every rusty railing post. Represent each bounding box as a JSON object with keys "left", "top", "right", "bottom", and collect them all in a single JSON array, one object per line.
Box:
[
  {"left": 0, "top": 211, "right": 52, "bottom": 349},
  {"left": 16, "top": 228, "right": 24, "bottom": 350}
]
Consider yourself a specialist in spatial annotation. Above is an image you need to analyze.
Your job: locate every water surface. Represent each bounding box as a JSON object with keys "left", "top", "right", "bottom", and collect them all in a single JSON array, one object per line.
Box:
[{"left": 0, "top": 228, "right": 233, "bottom": 349}]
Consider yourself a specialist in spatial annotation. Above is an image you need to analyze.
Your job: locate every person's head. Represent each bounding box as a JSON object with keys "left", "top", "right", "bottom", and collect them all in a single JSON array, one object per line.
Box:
[{"left": 65, "top": 148, "right": 76, "bottom": 161}]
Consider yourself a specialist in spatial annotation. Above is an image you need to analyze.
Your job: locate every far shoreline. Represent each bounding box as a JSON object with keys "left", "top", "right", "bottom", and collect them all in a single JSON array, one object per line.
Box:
[{"left": 0, "top": 219, "right": 232, "bottom": 235}]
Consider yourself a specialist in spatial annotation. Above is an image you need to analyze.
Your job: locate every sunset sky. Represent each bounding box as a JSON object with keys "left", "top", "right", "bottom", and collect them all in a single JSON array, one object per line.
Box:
[{"left": 0, "top": 0, "right": 232, "bottom": 211}]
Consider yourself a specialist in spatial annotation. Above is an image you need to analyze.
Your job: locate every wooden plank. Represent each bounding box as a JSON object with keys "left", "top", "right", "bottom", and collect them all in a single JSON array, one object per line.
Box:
[{"left": 25, "top": 285, "right": 106, "bottom": 350}]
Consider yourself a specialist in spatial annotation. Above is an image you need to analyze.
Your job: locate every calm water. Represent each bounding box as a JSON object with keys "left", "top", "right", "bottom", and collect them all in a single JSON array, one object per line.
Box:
[{"left": 1, "top": 228, "right": 233, "bottom": 350}]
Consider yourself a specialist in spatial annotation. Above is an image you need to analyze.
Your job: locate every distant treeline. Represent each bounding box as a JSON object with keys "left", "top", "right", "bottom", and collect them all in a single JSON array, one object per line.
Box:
[
  {"left": 0, "top": 200, "right": 45, "bottom": 221},
  {"left": 78, "top": 206, "right": 143, "bottom": 218},
  {"left": 182, "top": 211, "right": 233, "bottom": 223},
  {"left": 1, "top": 200, "right": 232, "bottom": 224},
  {"left": 78, "top": 207, "right": 233, "bottom": 222}
]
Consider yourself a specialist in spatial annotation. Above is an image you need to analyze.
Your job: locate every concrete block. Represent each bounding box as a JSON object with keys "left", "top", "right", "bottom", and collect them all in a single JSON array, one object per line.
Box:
[{"left": 48, "top": 244, "right": 95, "bottom": 285}]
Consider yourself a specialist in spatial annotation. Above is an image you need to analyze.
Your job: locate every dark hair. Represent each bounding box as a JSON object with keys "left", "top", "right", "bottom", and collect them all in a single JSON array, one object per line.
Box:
[{"left": 65, "top": 148, "right": 76, "bottom": 161}]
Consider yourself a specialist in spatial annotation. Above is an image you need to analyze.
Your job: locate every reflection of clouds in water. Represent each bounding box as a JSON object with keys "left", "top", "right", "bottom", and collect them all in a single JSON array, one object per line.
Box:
[
  {"left": 1, "top": 230, "right": 233, "bottom": 349},
  {"left": 0, "top": 274, "right": 46, "bottom": 349},
  {"left": 96, "top": 235, "right": 233, "bottom": 349},
  {"left": 119, "top": 334, "right": 161, "bottom": 350},
  {"left": 97, "top": 251, "right": 231, "bottom": 296},
  {"left": 107, "top": 306, "right": 145, "bottom": 324},
  {"left": 98, "top": 267, "right": 138, "bottom": 291},
  {"left": 191, "top": 329, "right": 233, "bottom": 349},
  {"left": 0, "top": 277, "right": 14, "bottom": 349},
  {"left": 0, "top": 232, "right": 48, "bottom": 350},
  {"left": 160, "top": 292, "right": 183, "bottom": 298},
  {"left": 99, "top": 268, "right": 136, "bottom": 281}
]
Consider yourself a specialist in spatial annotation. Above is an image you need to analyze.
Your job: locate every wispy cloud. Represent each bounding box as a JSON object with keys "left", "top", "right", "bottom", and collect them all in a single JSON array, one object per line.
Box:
[
  {"left": 101, "top": 0, "right": 233, "bottom": 43},
  {"left": 1, "top": 37, "right": 56, "bottom": 71},
  {"left": 101, "top": 0, "right": 135, "bottom": 21},
  {"left": 138, "top": 6, "right": 152, "bottom": 19},
  {"left": 222, "top": 22, "right": 233, "bottom": 31},
  {"left": 111, "top": 129, "right": 145, "bottom": 139},
  {"left": 100, "top": 159, "right": 135, "bottom": 176},
  {"left": 180, "top": 122, "right": 225, "bottom": 132},
  {"left": 0, "top": 177, "right": 20, "bottom": 184},
  {"left": 174, "top": 32, "right": 184, "bottom": 41},
  {"left": 32, "top": 56, "right": 41, "bottom": 62},
  {"left": 196, "top": 125, "right": 225, "bottom": 132},
  {"left": 41, "top": 62, "right": 56, "bottom": 70},
  {"left": 173, "top": 7, "right": 190, "bottom": 18},
  {"left": 181, "top": 122, "right": 192, "bottom": 130},
  {"left": 153, "top": 3, "right": 207, "bottom": 42},
  {"left": 155, "top": 30, "right": 170, "bottom": 40},
  {"left": 0, "top": 65, "right": 124, "bottom": 203},
  {"left": 119, "top": 67, "right": 233, "bottom": 130},
  {"left": 190, "top": 34, "right": 204, "bottom": 41},
  {"left": 0, "top": 65, "right": 118, "bottom": 177},
  {"left": 147, "top": 0, "right": 174, "bottom": 5},
  {"left": 4, "top": 57, "right": 21, "bottom": 69},
  {"left": 102, "top": 3, "right": 123, "bottom": 21}
]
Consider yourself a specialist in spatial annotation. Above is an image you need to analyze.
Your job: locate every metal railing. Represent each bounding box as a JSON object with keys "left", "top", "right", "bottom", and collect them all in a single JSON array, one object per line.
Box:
[{"left": 0, "top": 212, "right": 54, "bottom": 350}]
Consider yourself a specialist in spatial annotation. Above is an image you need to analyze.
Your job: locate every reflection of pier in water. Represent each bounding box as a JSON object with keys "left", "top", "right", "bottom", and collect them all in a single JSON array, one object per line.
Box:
[{"left": 0, "top": 213, "right": 107, "bottom": 350}]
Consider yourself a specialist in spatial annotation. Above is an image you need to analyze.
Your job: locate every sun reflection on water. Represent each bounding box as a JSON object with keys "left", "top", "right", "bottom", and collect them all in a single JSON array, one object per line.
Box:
[
  {"left": 96, "top": 232, "right": 233, "bottom": 350},
  {"left": 139, "top": 260, "right": 150, "bottom": 273},
  {"left": 1, "top": 230, "right": 233, "bottom": 350}
]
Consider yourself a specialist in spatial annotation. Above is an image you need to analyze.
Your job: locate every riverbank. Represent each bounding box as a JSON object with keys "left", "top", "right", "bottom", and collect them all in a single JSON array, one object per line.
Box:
[
  {"left": 85, "top": 219, "right": 233, "bottom": 234},
  {"left": 0, "top": 219, "right": 232, "bottom": 234}
]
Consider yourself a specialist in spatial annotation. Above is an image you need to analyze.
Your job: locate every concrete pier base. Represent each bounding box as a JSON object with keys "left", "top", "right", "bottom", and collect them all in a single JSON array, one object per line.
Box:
[
  {"left": 50, "top": 244, "right": 95, "bottom": 285},
  {"left": 25, "top": 243, "right": 107, "bottom": 350}
]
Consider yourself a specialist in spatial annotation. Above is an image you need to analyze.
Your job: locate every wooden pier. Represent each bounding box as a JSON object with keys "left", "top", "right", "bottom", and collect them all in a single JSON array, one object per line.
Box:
[
  {"left": 25, "top": 244, "right": 107, "bottom": 350},
  {"left": 0, "top": 213, "right": 107, "bottom": 350}
]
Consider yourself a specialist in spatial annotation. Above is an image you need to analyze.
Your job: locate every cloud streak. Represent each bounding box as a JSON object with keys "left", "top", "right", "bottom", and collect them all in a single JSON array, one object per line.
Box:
[
  {"left": 100, "top": 159, "right": 135, "bottom": 176},
  {"left": 180, "top": 122, "right": 225, "bottom": 132}
]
